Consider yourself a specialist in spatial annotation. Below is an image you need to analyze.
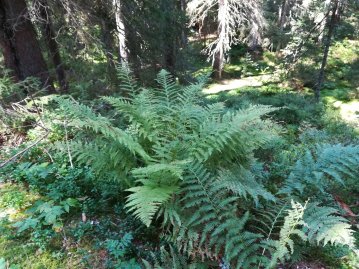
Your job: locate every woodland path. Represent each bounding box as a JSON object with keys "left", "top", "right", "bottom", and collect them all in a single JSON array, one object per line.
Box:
[
  {"left": 203, "top": 74, "right": 359, "bottom": 128},
  {"left": 204, "top": 73, "right": 274, "bottom": 94}
]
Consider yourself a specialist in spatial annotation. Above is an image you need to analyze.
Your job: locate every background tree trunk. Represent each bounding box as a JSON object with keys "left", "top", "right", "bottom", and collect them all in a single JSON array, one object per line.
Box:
[
  {"left": 95, "top": 0, "right": 116, "bottom": 80},
  {"left": 212, "top": 0, "right": 226, "bottom": 80},
  {"left": 162, "top": 0, "right": 177, "bottom": 72},
  {"left": 315, "top": 0, "right": 339, "bottom": 101},
  {"left": 39, "top": 0, "right": 68, "bottom": 93},
  {"left": 180, "top": 0, "right": 188, "bottom": 48},
  {"left": 276, "top": 0, "right": 289, "bottom": 52},
  {"left": 213, "top": 50, "right": 223, "bottom": 80},
  {"left": 113, "top": 0, "right": 128, "bottom": 63},
  {"left": 0, "top": 0, "right": 54, "bottom": 92}
]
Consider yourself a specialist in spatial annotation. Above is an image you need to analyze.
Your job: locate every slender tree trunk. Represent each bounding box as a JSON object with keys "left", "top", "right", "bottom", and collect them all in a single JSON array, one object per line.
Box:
[
  {"left": 180, "top": 0, "right": 188, "bottom": 48},
  {"left": 113, "top": 0, "right": 128, "bottom": 63},
  {"left": 213, "top": 50, "right": 224, "bottom": 80},
  {"left": 315, "top": 0, "right": 339, "bottom": 101},
  {"left": 212, "top": 0, "right": 226, "bottom": 80},
  {"left": 39, "top": 0, "right": 68, "bottom": 93},
  {"left": 276, "top": 0, "right": 289, "bottom": 52},
  {"left": 162, "top": 0, "right": 177, "bottom": 72},
  {"left": 95, "top": 0, "right": 116, "bottom": 80},
  {"left": 0, "top": 0, "right": 54, "bottom": 92}
]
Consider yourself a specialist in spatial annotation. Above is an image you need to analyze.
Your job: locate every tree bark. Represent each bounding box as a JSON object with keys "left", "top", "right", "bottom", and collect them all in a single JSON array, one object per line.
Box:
[
  {"left": 315, "top": 0, "right": 339, "bottom": 101},
  {"left": 213, "top": 50, "right": 224, "bottom": 80},
  {"left": 212, "top": 0, "right": 225, "bottom": 80},
  {"left": 180, "top": 0, "right": 188, "bottom": 48},
  {"left": 276, "top": 0, "right": 289, "bottom": 52},
  {"left": 113, "top": 0, "right": 128, "bottom": 63},
  {"left": 0, "top": 0, "right": 54, "bottom": 92},
  {"left": 94, "top": 0, "right": 116, "bottom": 79},
  {"left": 162, "top": 0, "right": 177, "bottom": 72},
  {"left": 39, "top": 0, "right": 68, "bottom": 93}
]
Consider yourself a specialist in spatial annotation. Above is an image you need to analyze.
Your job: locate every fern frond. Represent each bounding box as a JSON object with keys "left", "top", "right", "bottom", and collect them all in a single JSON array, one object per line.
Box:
[
  {"left": 131, "top": 162, "right": 186, "bottom": 182},
  {"left": 54, "top": 139, "right": 135, "bottom": 184},
  {"left": 218, "top": 166, "right": 276, "bottom": 204},
  {"left": 189, "top": 105, "right": 279, "bottom": 163},
  {"left": 102, "top": 91, "right": 161, "bottom": 141},
  {"left": 142, "top": 245, "right": 201, "bottom": 269},
  {"left": 268, "top": 200, "right": 307, "bottom": 268},
  {"left": 126, "top": 182, "right": 180, "bottom": 227},
  {"left": 55, "top": 69, "right": 283, "bottom": 267},
  {"left": 303, "top": 202, "right": 355, "bottom": 247},
  {"left": 116, "top": 63, "right": 137, "bottom": 95},
  {"left": 57, "top": 97, "right": 151, "bottom": 161},
  {"left": 280, "top": 144, "right": 359, "bottom": 195},
  {"left": 155, "top": 70, "right": 180, "bottom": 113}
]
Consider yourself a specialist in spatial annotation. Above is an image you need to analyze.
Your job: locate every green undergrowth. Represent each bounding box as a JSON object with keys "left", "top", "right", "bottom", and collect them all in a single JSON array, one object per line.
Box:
[
  {"left": 207, "top": 84, "right": 358, "bottom": 140},
  {"left": 1, "top": 39, "right": 359, "bottom": 269}
]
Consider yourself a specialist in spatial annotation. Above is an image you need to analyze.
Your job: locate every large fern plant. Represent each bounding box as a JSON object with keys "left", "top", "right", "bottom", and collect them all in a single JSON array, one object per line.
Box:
[
  {"left": 58, "top": 66, "right": 279, "bottom": 223},
  {"left": 57, "top": 66, "right": 357, "bottom": 268}
]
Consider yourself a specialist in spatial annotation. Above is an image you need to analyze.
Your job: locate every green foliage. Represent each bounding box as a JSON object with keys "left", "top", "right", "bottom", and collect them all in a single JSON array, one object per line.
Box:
[
  {"left": 56, "top": 67, "right": 283, "bottom": 267},
  {"left": 280, "top": 144, "right": 359, "bottom": 196},
  {"left": 51, "top": 66, "right": 359, "bottom": 268},
  {"left": 0, "top": 73, "right": 40, "bottom": 106},
  {"left": 2, "top": 53, "right": 358, "bottom": 268},
  {"left": 0, "top": 257, "right": 18, "bottom": 269},
  {"left": 267, "top": 200, "right": 307, "bottom": 268},
  {"left": 7, "top": 162, "right": 95, "bottom": 202},
  {"left": 104, "top": 233, "right": 142, "bottom": 269},
  {"left": 303, "top": 203, "right": 354, "bottom": 247},
  {"left": 0, "top": 234, "right": 72, "bottom": 269},
  {"left": 13, "top": 198, "right": 78, "bottom": 233},
  {"left": 0, "top": 189, "right": 26, "bottom": 210},
  {"left": 142, "top": 245, "right": 205, "bottom": 269}
]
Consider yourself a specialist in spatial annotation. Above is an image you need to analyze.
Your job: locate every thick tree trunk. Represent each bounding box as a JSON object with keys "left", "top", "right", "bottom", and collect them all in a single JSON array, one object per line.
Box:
[
  {"left": 315, "top": 0, "right": 339, "bottom": 101},
  {"left": 0, "top": 0, "right": 54, "bottom": 92},
  {"left": 113, "top": 0, "right": 128, "bottom": 63},
  {"left": 39, "top": 0, "right": 68, "bottom": 93}
]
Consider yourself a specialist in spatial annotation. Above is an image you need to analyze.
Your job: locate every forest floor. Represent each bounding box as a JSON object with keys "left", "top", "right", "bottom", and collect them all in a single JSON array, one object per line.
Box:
[
  {"left": 204, "top": 73, "right": 275, "bottom": 94},
  {"left": 1, "top": 40, "right": 359, "bottom": 269},
  {"left": 204, "top": 74, "right": 359, "bottom": 128}
]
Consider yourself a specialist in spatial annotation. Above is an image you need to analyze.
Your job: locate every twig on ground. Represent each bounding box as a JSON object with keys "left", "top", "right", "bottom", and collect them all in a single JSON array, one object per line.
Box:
[{"left": 0, "top": 131, "right": 49, "bottom": 169}]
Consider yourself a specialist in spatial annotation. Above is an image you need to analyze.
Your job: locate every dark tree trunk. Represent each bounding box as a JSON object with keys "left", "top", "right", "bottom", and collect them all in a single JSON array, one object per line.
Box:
[
  {"left": 94, "top": 0, "right": 116, "bottom": 80},
  {"left": 315, "top": 0, "right": 339, "bottom": 101},
  {"left": 162, "top": 0, "right": 177, "bottom": 72},
  {"left": 39, "top": 0, "right": 68, "bottom": 93},
  {"left": 179, "top": 0, "right": 188, "bottom": 48},
  {"left": 0, "top": 0, "right": 54, "bottom": 92}
]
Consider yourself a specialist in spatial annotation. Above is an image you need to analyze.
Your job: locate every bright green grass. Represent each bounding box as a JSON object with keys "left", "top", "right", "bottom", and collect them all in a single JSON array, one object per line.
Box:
[{"left": 0, "top": 184, "right": 82, "bottom": 269}]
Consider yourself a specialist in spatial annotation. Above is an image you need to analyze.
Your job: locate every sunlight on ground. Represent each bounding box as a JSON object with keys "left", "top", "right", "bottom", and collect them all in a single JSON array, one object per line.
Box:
[
  {"left": 0, "top": 208, "right": 16, "bottom": 220},
  {"left": 332, "top": 100, "right": 359, "bottom": 127},
  {"left": 204, "top": 74, "right": 358, "bottom": 129},
  {"left": 204, "top": 74, "right": 274, "bottom": 94}
]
